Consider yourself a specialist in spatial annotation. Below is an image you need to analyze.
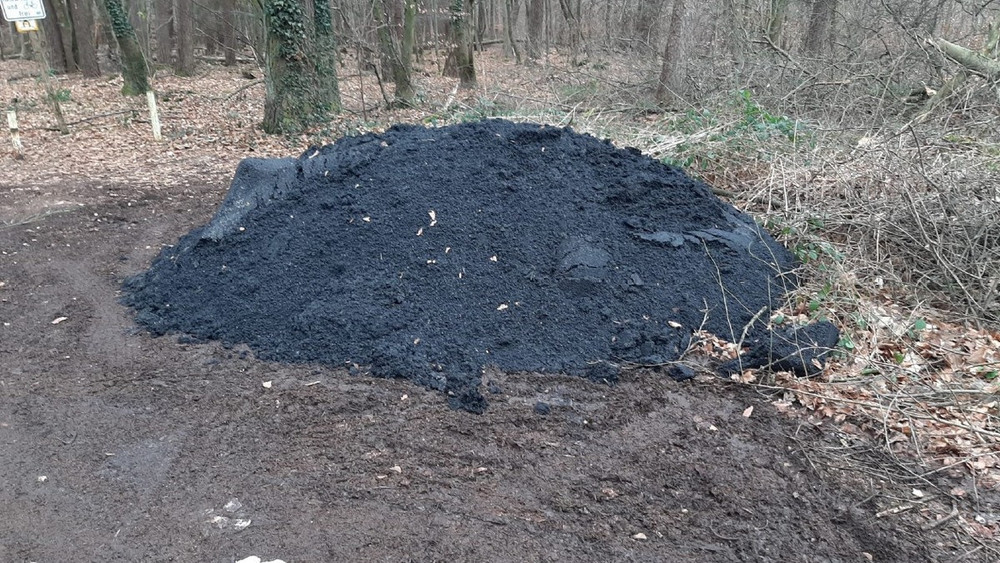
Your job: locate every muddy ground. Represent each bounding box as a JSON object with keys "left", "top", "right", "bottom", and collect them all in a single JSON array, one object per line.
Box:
[{"left": 1, "top": 178, "right": 991, "bottom": 561}]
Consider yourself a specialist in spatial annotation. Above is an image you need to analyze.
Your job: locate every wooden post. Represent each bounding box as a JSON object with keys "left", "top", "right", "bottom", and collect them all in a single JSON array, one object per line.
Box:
[
  {"left": 26, "top": 29, "right": 70, "bottom": 135},
  {"left": 146, "top": 90, "right": 161, "bottom": 141},
  {"left": 7, "top": 110, "right": 24, "bottom": 159}
]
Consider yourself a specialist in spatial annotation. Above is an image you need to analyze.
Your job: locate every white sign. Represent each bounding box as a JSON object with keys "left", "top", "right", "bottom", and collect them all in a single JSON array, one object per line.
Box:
[{"left": 1, "top": 0, "right": 46, "bottom": 21}]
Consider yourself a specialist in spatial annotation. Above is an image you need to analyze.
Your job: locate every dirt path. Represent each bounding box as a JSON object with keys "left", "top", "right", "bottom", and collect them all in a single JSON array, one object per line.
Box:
[{"left": 1, "top": 178, "right": 978, "bottom": 561}]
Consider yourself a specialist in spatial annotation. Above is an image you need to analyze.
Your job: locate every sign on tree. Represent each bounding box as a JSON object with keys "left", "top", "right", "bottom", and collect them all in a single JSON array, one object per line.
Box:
[{"left": 0, "top": 0, "right": 46, "bottom": 21}]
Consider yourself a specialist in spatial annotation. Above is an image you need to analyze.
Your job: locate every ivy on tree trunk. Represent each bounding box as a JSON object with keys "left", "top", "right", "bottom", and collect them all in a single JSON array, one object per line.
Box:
[
  {"left": 104, "top": 0, "right": 150, "bottom": 95},
  {"left": 260, "top": 0, "right": 341, "bottom": 134}
]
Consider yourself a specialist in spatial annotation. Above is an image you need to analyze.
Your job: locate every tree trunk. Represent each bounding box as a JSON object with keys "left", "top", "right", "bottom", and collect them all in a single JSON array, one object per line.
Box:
[
  {"left": 221, "top": 0, "right": 237, "bottom": 65},
  {"left": 51, "top": 0, "right": 80, "bottom": 72},
  {"left": 68, "top": 0, "right": 100, "bottom": 75},
  {"left": 525, "top": 0, "right": 542, "bottom": 61},
  {"left": 260, "top": 0, "right": 341, "bottom": 134},
  {"left": 154, "top": 0, "right": 173, "bottom": 64},
  {"left": 504, "top": 0, "right": 520, "bottom": 63},
  {"left": 127, "top": 0, "right": 150, "bottom": 56},
  {"left": 174, "top": 0, "right": 194, "bottom": 74},
  {"left": 655, "top": 0, "right": 686, "bottom": 104},
  {"left": 930, "top": 37, "right": 1000, "bottom": 78},
  {"left": 93, "top": 0, "right": 121, "bottom": 70},
  {"left": 634, "top": 0, "right": 660, "bottom": 51},
  {"left": 104, "top": 0, "right": 151, "bottom": 94},
  {"left": 400, "top": 0, "right": 416, "bottom": 100},
  {"left": 40, "top": 0, "right": 71, "bottom": 72},
  {"left": 373, "top": 0, "right": 415, "bottom": 105},
  {"left": 802, "top": 0, "right": 835, "bottom": 55},
  {"left": 556, "top": 0, "right": 580, "bottom": 64},
  {"left": 766, "top": 0, "right": 787, "bottom": 47},
  {"left": 447, "top": 0, "right": 476, "bottom": 87}
]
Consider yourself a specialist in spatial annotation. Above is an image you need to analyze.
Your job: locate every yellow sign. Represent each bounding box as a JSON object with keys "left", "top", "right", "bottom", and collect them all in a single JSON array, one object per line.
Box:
[{"left": 14, "top": 19, "right": 38, "bottom": 32}]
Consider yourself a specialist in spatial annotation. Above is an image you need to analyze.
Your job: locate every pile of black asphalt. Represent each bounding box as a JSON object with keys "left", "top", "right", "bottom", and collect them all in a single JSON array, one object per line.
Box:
[{"left": 122, "top": 119, "right": 835, "bottom": 412}]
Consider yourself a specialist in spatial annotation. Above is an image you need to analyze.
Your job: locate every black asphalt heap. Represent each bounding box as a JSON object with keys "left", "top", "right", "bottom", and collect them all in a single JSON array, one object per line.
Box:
[{"left": 123, "top": 120, "right": 817, "bottom": 411}]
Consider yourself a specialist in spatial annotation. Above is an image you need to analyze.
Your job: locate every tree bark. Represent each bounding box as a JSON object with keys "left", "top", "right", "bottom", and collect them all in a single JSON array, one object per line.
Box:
[
  {"left": 104, "top": 0, "right": 151, "bottom": 94},
  {"left": 802, "top": 0, "right": 835, "bottom": 55},
  {"left": 930, "top": 37, "right": 1000, "bottom": 78},
  {"left": 40, "top": 0, "right": 71, "bottom": 72},
  {"left": 504, "top": 0, "right": 521, "bottom": 63},
  {"left": 373, "top": 0, "right": 415, "bottom": 105},
  {"left": 51, "top": 0, "right": 79, "bottom": 72},
  {"left": 766, "top": 0, "right": 787, "bottom": 47},
  {"left": 655, "top": 0, "right": 686, "bottom": 104},
  {"left": 127, "top": 0, "right": 150, "bottom": 55},
  {"left": 556, "top": 0, "right": 581, "bottom": 64},
  {"left": 634, "top": 0, "right": 660, "bottom": 51},
  {"left": 221, "top": 0, "right": 237, "bottom": 65},
  {"left": 447, "top": 0, "right": 476, "bottom": 87},
  {"left": 174, "top": 0, "right": 194, "bottom": 74},
  {"left": 69, "top": 0, "right": 100, "bottom": 75},
  {"left": 155, "top": 0, "right": 173, "bottom": 64},
  {"left": 525, "top": 0, "right": 542, "bottom": 61},
  {"left": 260, "top": 0, "right": 341, "bottom": 134}
]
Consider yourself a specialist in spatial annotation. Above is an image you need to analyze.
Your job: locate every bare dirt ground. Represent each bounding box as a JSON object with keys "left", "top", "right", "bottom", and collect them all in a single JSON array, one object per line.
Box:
[{"left": 1, "top": 55, "right": 996, "bottom": 561}]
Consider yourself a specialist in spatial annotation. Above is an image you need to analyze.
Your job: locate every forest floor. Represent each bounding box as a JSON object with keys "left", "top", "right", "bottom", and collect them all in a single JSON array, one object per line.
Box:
[{"left": 1, "top": 50, "right": 998, "bottom": 561}]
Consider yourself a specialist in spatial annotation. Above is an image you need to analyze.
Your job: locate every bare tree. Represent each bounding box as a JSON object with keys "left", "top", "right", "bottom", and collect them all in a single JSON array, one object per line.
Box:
[
  {"left": 69, "top": 0, "right": 101, "bottom": 76},
  {"left": 655, "top": 0, "right": 686, "bottom": 104},
  {"left": 766, "top": 0, "right": 787, "bottom": 46},
  {"left": 445, "top": 0, "right": 476, "bottom": 87},
  {"left": 525, "top": 0, "right": 542, "bottom": 61},
  {"left": 802, "top": 0, "right": 836, "bottom": 55},
  {"left": 175, "top": 0, "right": 195, "bottom": 74},
  {"left": 221, "top": 0, "right": 238, "bottom": 65},
  {"left": 104, "top": 0, "right": 151, "bottom": 94},
  {"left": 155, "top": 0, "right": 173, "bottom": 64}
]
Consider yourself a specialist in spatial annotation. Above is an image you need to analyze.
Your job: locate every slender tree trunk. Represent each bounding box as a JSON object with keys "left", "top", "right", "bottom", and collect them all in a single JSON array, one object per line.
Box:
[
  {"left": 95, "top": 0, "right": 121, "bottom": 70},
  {"left": 203, "top": 0, "right": 219, "bottom": 56},
  {"left": 400, "top": 0, "right": 416, "bottom": 99},
  {"left": 802, "top": 0, "right": 835, "bottom": 55},
  {"left": 69, "top": 0, "right": 100, "bottom": 75},
  {"left": 221, "top": 0, "right": 237, "bottom": 65},
  {"left": 634, "top": 0, "right": 660, "bottom": 51},
  {"left": 504, "top": 0, "right": 521, "bottom": 63},
  {"left": 374, "top": 0, "right": 415, "bottom": 104},
  {"left": 127, "top": 0, "right": 150, "bottom": 55},
  {"left": 766, "top": 0, "right": 787, "bottom": 46},
  {"left": 104, "top": 0, "right": 151, "bottom": 94},
  {"left": 174, "top": 0, "right": 194, "bottom": 74},
  {"left": 447, "top": 0, "right": 476, "bottom": 87},
  {"left": 40, "top": 0, "right": 70, "bottom": 72},
  {"left": 655, "top": 0, "right": 686, "bottom": 104},
  {"left": 556, "top": 0, "right": 580, "bottom": 64},
  {"left": 51, "top": 0, "right": 79, "bottom": 72},
  {"left": 154, "top": 0, "right": 173, "bottom": 64},
  {"left": 525, "top": 0, "right": 542, "bottom": 60}
]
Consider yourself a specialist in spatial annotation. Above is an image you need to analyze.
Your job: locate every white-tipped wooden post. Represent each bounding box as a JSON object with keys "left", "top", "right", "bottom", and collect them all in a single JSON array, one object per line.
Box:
[
  {"left": 7, "top": 110, "right": 24, "bottom": 159},
  {"left": 146, "top": 90, "right": 161, "bottom": 141}
]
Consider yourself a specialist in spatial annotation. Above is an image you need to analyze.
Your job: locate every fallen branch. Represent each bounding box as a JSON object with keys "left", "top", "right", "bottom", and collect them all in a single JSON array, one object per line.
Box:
[{"left": 928, "top": 37, "right": 1000, "bottom": 79}]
